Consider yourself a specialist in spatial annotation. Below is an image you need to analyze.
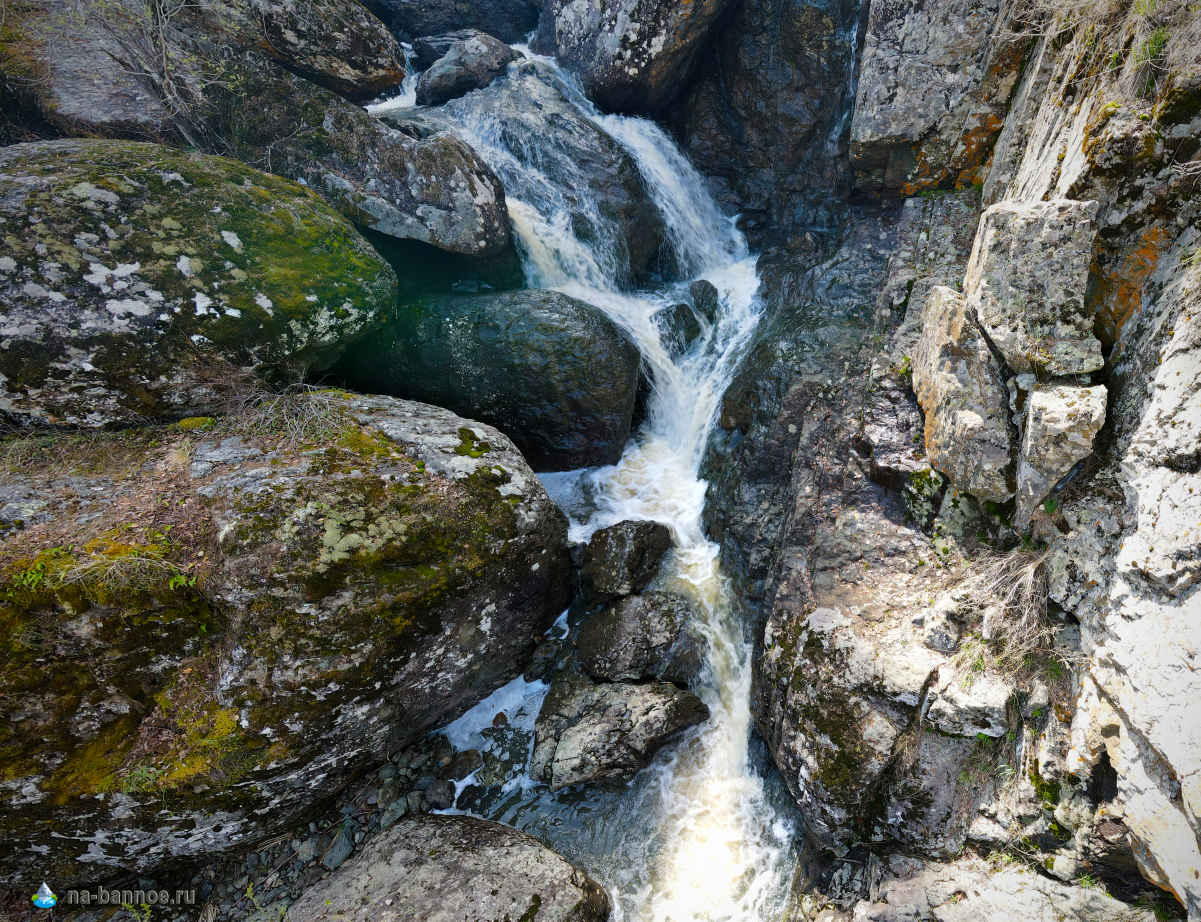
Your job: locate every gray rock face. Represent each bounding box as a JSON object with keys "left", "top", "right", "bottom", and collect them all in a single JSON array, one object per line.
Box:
[
  {"left": 1015, "top": 384, "right": 1108, "bottom": 527},
  {"left": 912, "top": 286, "right": 1014, "bottom": 502},
  {"left": 576, "top": 592, "right": 702, "bottom": 684},
  {"left": 208, "top": 53, "right": 512, "bottom": 256},
  {"left": 667, "top": 0, "right": 860, "bottom": 240},
  {"left": 3, "top": 0, "right": 404, "bottom": 143},
  {"left": 581, "top": 520, "right": 674, "bottom": 600},
  {"left": 415, "top": 32, "right": 518, "bottom": 106},
  {"left": 532, "top": 0, "right": 735, "bottom": 113},
  {"left": 964, "top": 199, "right": 1104, "bottom": 376},
  {"left": 336, "top": 289, "right": 641, "bottom": 471},
  {"left": 842, "top": 854, "right": 1155, "bottom": 922},
  {"left": 531, "top": 672, "right": 708, "bottom": 789},
  {"left": 393, "top": 59, "right": 666, "bottom": 282},
  {"left": 362, "top": 0, "right": 541, "bottom": 43},
  {"left": 286, "top": 815, "right": 611, "bottom": 922},
  {"left": 0, "top": 139, "right": 395, "bottom": 427},
  {"left": 0, "top": 394, "right": 570, "bottom": 883},
  {"left": 850, "top": 0, "right": 1023, "bottom": 193}
]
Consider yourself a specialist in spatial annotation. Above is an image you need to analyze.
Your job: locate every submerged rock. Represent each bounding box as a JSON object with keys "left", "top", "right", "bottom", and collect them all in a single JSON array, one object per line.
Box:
[
  {"left": 0, "top": 139, "right": 395, "bottom": 427},
  {"left": 580, "top": 520, "right": 674, "bottom": 600},
  {"left": 0, "top": 395, "right": 569, "bottom": 882},
  {"left": 336, "top": 289, "right": 641, "bottom": 471},
  {"left": 531, "top": 672, "right": 708, "bottom": 789},
  {"left": 532, "top": 0, "right": 735, "bottom": 113},
  {"left": 287, "top": 815, "right": 611, "bottom": 922},
  {"left": 416, "top": 33, "right": 518, "bottom": 106},
  {"left": 576, "top": 592, "right": 703, "bottom": 685},
  {"left": 912, "top": 285, "right": 1014, "bottom": 502},
  {"left": 654, "top": 302, "right": 703, "bottom": 356}
]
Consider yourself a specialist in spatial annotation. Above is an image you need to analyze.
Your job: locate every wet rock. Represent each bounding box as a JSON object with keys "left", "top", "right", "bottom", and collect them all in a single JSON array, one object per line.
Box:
[
  {"left": 206, "top": 53, "right": 512, "bottom": 256},
  {"left": 412, "top": 30, "right": 486, "bottom": 70},
  {"left": 532, "top": 0, "right": 735, "bottom": 113},
  {"left": 424, "top": 779, "right": 456, "bottom": 810},
  {"left": 654, "top": 303, "right": 703, "bottom": 356},
  {"left": 1014, "top": 384, "right": 1107, "bottom": 528},
  {"left": 576, "top": 592, "right": 703, "bottom": 685},
  {"left": 335, "top": 289, "right": 641, "bottom": 471},
  {"left": 286, "top": 815, "right": 611, "bottom": 922},
  {"left": 580, "top": 520, "right": 674, "bottom": 600},
  {"left": 391, "top": 58, "right": 666, "bottom": 282},
  {"left": 0, "top": 395, "right": 569, "bottom": 882},
  {"left": 689, "top": 279, "right": 720, "bottom": 324},
  {"left": 415, "top": 33, "right": 518, "bottom": 106},
  {"left": 850, "top": 0, "right": 1023, "bottom": 193},
  {"left": 0, "top": 139, "right": 395, "bottom": 427},
  {"left": 911, "top": 285, "right": 1014, "bottom": 502},
  {"left": 964, "top": 199, "right": 1103, "bottom": 376},
  {"left": 531, "top": 672, "right": 708, "bottom": 789},
  {"left": 362, "top": 0, "right": 541, "bottom": 44}
]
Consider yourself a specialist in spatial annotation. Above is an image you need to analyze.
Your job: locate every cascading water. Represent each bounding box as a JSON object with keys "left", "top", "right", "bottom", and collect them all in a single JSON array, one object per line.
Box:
[{"left": 431, "top": 52, "right": 801, "bottom": 922}]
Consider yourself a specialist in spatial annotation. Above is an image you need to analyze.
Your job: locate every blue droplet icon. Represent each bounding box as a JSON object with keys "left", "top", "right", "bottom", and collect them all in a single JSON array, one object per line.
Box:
[{"left": 32, "top": 882, "right": 57, "bottom": 908}]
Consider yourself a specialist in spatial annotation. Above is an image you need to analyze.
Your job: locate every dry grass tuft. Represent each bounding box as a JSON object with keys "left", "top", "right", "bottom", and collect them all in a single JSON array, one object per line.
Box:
[{"left": 223, "top": 384, "right": 350, "bottom": 449}]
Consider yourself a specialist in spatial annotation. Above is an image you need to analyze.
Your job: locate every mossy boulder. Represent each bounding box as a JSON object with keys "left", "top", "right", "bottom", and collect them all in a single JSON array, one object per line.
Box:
[
  {"left": 336, "top": 289, "right": 641, "bottom": 471},
  {"left": 0, "top": 393, "right": 570, "bottom": 883},
  {"left": 0, "top": 139, "right": 396, "bottom": 427},
  {"left": 203, "top": 52, "right": 514, "bottom": 257}
]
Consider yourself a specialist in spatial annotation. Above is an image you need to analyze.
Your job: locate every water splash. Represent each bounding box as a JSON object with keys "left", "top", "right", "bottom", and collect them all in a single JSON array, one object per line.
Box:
[{"left": 420, "top": 50, "right": 799, "bottom": 922}]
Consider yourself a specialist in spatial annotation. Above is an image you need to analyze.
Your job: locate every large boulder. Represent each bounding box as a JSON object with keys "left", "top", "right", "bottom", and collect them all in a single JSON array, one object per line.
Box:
[
  {"left": 576, "top": 592, "right": 703, "bottom": 684},
  {"left": 531, "top": 0, "right": 735, "bottom": 113},
  {"left": 205, "top": 53, "right": 512, "bottom": 257},
  {"left": 0, "top": 0, "right": 403, "bottom": 142},
  {"left": 964, "top": 199, "right": 1104, "bottom": 377},
  {"left": 361, "top": 0, "right": 541, "bottom": 44},
  {"left": 189, "top": 0, "right": 405, "bottom": 102},
  {"left": 0, "top": 394, "right": 570, "bottom": 882},
  {"left": 850, "top": 0, "right": 1024, "bottom": 193},
  {"left": 911, "top": 285, "right": 1014, "bottom": 502},
  {"left": 415, "top": 32, "right": 518, "bottom": 106},
  {"left": 531, "top": 672, "right": 708, "bottom": 789},
  {"left": 336, "top": 289, "right": 641, "bottom": 471},
  {"left": 287, "top": 815, "right": 611, "bottom": 922},
  {"left": 389, "top": 59, "right": 666, "bottom": 283},
  {"left": 0, "top": 139, "right": 395, "bottom": 427}
]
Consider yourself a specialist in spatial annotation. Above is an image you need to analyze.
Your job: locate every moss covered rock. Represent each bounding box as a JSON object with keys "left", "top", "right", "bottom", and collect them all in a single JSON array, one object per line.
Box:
[
  {"left": 0, "top": 393, "right": 569, "bottom": 883},
  {"left": 0, "top": 139, "right": 396, "bottom": 427}
]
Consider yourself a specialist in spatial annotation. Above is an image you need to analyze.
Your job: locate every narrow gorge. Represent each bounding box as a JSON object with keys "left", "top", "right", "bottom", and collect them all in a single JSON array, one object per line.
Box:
[{"left": 0, "top": 1, "right": 1198, "bottom": 921}]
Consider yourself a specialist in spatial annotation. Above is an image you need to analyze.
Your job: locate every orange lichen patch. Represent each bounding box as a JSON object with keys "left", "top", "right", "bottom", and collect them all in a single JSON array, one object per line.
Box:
[
  {"left": 901, "top": 111, "right": 1007, "bottom": 196},
  {"left": 1091, "top": 223, "right": 1171, "bottom": 349}
]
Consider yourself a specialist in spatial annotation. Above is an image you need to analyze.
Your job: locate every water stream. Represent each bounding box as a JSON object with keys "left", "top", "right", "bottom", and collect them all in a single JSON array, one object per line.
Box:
[{"left": 384, "top": 52, "right": 801, "bottom": 922}]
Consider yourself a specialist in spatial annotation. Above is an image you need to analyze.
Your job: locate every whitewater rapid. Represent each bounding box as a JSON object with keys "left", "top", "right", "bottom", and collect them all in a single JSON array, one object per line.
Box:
[{"left": 424, "top": 51, "right": 801, "bottom": 922}]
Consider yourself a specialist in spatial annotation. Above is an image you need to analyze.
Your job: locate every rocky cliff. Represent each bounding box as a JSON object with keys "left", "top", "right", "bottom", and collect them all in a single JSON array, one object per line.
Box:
[{"left": 700, "top": 0, "right": 1200, "bottom": 916}]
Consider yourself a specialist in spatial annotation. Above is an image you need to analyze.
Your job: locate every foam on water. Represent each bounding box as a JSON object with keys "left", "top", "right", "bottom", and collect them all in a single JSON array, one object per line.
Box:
[{"left": 422, "top": 49, "right": 799, "bottom": 922}]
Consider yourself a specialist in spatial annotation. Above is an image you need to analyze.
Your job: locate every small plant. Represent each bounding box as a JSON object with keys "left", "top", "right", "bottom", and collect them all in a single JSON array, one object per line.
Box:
[{"left": 226, "top": 385, "right": 348, "bottom": 448}]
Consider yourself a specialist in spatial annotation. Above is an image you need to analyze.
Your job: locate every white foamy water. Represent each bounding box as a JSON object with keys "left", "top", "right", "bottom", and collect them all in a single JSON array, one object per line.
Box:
[
  {"left": 365, "top": 43, "right": 421, "bottom": 114},
  {"left": 426, "top": 51, "right": 799, "bottom": 922}
]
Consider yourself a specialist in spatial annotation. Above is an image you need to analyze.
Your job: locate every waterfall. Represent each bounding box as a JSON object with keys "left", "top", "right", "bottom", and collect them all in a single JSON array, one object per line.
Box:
[{"left": 434, "top": 51, "right": 800, "bottom": 922}]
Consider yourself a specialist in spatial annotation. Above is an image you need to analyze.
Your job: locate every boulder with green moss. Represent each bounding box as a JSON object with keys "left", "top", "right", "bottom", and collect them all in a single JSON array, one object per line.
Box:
[
  {"left": 0, "top": 392, "right": 570, "bottom": 883},
  {"left": 0, "top": 139, "right": 397, "bottom": 427}
]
